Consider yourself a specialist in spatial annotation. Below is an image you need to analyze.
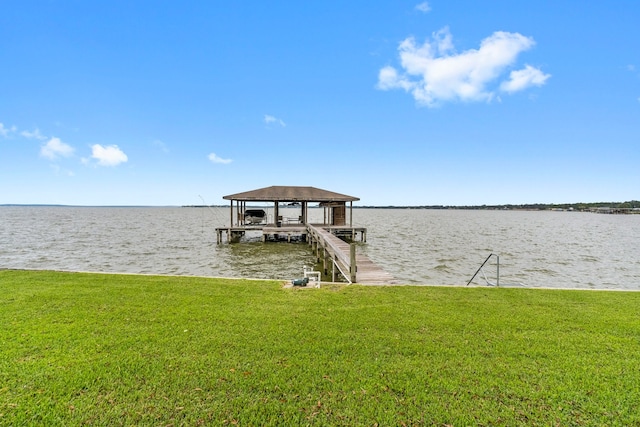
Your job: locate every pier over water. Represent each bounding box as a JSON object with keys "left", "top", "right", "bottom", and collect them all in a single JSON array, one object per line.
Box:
[{"left": 215, "top": 186, "right": 396, "bottom": 285}]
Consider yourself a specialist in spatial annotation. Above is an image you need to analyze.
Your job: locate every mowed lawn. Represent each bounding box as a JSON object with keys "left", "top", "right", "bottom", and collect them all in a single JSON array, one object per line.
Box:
[{"left": 2, "top": 270, "right": 640, "bottom": 426}]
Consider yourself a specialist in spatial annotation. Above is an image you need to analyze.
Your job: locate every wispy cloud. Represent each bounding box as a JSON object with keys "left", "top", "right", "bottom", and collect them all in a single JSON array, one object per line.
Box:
[
  {"left": 500, "top": 65, "right": 551, "bottom": 93},
  {"left": 0, "top": 122, "right": 43, "bottom": 140},
  {"left": 7, "top": 121, "right": 133, "bottom": 172},
  {"left": 21, "top": 128, "right": 47, "bottom": 140},
  {"left": 626, "top": 64, "right": 640, "bottom": 80},
  {"left": 152, "top": 139, "right": 169, "bottom": 153},
  {"left": 208, "top": 152, "right": 232, "bottom": 164},
  {"left": 377, "top": 27, "right": 550, "bottom": 107},
  {"left": 415, "top": 2, "right": 431, "bottom": 13},
  {"left": 264, "top": 114, "right": 286, "bottom": 127},
  {"left": 40, "top": 137, "right": 75, "bottom": 160},
  {"left": 89, "top": 144, "right": 128, "bottom": 167},
  {"left": 50, "top": 164, "right": 75, "bottom": 177},
  {"left": 0, "top": 122, "right": 17, "bottom": 138}
]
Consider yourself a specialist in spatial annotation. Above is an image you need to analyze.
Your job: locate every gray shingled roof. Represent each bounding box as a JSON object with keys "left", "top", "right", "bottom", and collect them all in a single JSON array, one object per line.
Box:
[{"left": 223, "top": 186, "right": 359, "bottom": 202}]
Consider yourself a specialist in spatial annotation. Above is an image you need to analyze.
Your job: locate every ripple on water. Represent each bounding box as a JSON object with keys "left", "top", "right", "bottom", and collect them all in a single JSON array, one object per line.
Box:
[{"left": 2, "top": 207, "right": 640, "bottom": 289}]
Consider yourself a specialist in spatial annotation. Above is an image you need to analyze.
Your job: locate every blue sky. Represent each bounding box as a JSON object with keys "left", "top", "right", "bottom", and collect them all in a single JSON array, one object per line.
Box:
[{"left": 1, "top": 1, "right": 639, "bottom": 206}]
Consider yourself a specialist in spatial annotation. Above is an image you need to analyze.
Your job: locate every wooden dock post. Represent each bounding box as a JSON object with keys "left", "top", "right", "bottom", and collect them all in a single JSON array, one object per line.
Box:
[
  {"left": 332, "top": 254, "right": 336, "bottom": 282},
  {"left": 349, "top": 243, "right": 356, "bottom": 283},
  {"left": 322, "top": 247, "right": 328, "bottom": 276}
]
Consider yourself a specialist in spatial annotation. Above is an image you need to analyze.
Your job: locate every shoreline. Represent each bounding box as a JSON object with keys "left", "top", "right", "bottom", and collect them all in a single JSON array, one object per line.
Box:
[{"left": 4, "top": 268, "right": 639, "bottom": 292}]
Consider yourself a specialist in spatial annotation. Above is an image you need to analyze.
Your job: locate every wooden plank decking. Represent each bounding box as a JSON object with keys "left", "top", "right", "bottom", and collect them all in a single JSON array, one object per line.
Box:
[
  {"left": 215, "top": 223, "right": 396, "bottom": 285},
  {"left": 307, "top": 224, "right": 396, "bottom": 285}
]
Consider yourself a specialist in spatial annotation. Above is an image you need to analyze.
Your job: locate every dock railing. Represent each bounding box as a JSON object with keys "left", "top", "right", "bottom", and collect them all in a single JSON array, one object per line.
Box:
[{"left": 306, "top": 224, "right": 356, "bottom": 283}]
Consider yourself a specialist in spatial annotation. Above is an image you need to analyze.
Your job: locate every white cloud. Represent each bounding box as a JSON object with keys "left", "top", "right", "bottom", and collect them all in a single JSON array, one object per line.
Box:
[
  {"left": 264, "top": 114, "right": 286, "bottom": 127},
  {"left": 90, "top": 144, "right": 128, "bottom": 166},
  {"left": 208, "top": 152, "right": 232, "bottom": 164},
  {"left": 21, "top": 128, "right": 47, "bottom": 140},
  {"left": 0, "top": 123, "right": 17, "bottom": 138},
  {"left": 415, "top": 2, "right": 431, "bottom": 13},
  {"left": 40, "top": 137, "right": 75, "bottom": 160},
  {"left": 500, "top": 65, "right": 551, "bottom": 93},
  {"left": 377, "top": 27, "right": 550, "bottom": 107},
  {"left": 378, "top": 66, "right": 412, "bottom": 91}
]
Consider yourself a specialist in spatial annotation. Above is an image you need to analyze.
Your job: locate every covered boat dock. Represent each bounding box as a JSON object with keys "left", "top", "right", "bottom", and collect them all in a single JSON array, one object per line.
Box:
[
  {"left": 216, "top": 186, "right": 364, "bottom": 243},
  {"left": 215, "top": 186, "right": 395, "bottom": 284}
]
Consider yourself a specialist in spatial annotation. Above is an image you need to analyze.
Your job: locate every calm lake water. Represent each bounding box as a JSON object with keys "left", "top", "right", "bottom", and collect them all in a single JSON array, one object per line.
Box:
[{"left": 1, "top": 206, "right": 639, "bottom": 289}]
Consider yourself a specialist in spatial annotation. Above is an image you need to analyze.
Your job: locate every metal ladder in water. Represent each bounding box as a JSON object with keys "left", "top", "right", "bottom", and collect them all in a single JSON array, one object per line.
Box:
[{"left": 466, "top": 253, "right": 500, "bottom": 286}]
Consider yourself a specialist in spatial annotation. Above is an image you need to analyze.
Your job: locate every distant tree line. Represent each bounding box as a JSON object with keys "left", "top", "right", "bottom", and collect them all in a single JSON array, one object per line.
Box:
[
  {"left": 355, "top": 201, "right": 640, "bottom": 210},
  {"left": 182, "top": 201, "right": 640, "bottom": 211}
]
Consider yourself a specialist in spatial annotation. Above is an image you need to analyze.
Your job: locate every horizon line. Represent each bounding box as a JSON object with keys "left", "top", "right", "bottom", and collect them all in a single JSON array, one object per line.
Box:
[{"left": 2, "top": 201, "right": 638, "bottom": 209}]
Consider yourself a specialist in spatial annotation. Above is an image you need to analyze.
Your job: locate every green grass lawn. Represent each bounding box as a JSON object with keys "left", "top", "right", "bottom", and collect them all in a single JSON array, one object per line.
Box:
[{"left": 2, "top": 270, "right": 640, "bottom": 426}]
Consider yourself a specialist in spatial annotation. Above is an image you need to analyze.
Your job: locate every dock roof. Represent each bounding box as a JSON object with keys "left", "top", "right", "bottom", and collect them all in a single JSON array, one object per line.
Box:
[{"left": 223, "top": 186, "right": 359, "bottom": 202}]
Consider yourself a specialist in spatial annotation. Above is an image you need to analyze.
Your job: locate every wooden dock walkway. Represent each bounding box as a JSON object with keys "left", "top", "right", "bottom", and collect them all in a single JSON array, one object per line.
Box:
[
  {"left": 306, "top": 224, "right": 396, "bottom": 285},
  {"left": 215, "top": 223, "right": 396, "bottom": 285}
]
